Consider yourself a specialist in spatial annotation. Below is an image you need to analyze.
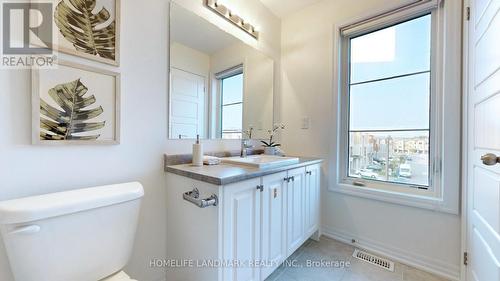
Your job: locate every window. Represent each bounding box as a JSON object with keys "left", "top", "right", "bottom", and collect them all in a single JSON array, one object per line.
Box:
[
  {"left": 219, "top": 69, "right": 243, "bottom": 139},
  {"left": 333, "top": 0, "right": 461, "bottom": 213},
  {"left": 347, "top": 15, "right": 432, "bottom": 189}
]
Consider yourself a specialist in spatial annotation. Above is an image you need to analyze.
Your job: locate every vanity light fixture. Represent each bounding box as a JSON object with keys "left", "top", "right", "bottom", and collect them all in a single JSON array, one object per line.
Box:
[{"left": 205, "top": 0, "right": 259, "bottom": 39}]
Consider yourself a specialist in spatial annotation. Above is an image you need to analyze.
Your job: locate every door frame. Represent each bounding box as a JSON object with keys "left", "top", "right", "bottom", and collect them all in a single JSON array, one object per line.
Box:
[{"left": 461, "top": 0, "right": 469, "bottom": 280}]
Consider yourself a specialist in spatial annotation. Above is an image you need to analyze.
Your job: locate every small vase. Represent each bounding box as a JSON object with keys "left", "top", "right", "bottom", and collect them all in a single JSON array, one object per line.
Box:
[{"left": 264, "top": 147, "right": 276, "bottom": 155}]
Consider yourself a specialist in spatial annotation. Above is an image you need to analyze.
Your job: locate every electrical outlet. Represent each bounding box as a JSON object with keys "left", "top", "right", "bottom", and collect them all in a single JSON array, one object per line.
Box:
[{"left": 301, "top": 117, "right": 310, "bottom": 129}]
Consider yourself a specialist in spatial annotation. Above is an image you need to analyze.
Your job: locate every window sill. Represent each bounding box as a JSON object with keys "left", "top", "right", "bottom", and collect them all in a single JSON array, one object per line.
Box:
[{"left": 328, "top": 183, "right": 458, "bottom": 214}]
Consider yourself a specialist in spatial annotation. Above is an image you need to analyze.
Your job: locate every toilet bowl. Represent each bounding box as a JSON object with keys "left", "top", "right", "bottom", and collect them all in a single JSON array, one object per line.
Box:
[{"left": 0, "top": 182, "right": 144, "bottom": 281}]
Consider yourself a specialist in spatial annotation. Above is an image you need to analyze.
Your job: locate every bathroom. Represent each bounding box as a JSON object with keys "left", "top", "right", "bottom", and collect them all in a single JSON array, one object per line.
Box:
[{"left": 0, "top": 0, "right": 497, "bottom": 281}]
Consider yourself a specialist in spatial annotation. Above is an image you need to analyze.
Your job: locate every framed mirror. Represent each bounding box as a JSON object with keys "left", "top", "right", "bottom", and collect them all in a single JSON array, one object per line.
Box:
[{"left": 169, "top": 2, "right": 274, "bottom": 140}]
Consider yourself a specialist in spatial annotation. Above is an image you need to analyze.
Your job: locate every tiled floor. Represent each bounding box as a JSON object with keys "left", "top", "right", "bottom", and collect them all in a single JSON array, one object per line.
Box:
[{"left": 265, "top": 237, "right": 450, "bottom": 281}]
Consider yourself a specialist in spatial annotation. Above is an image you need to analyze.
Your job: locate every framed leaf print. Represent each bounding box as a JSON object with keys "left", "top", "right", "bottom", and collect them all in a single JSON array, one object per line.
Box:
[
  {"left": 32, "top": 61, "right": 120, "bottom": 144},
  {"left": 52, "top": 0, "right": 120, "bottom": 65}
]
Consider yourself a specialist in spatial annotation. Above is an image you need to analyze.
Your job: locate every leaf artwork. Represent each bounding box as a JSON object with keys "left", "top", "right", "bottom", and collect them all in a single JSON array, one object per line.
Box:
[
  {"left": 40, "top": 79, "right": 105, "bottom": 141},
  {"left": 54, "top": 0, "right": 116, "bottom": 60}
]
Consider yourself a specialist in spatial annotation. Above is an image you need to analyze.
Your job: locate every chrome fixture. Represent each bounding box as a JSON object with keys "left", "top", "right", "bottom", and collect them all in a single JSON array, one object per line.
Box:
[
  {"left": 205, "top": 0, "right": 259, "bottom": 39},
  {"left": 481, "top": 153, "right": 500, "bottom": 166},
  {"left": 183, "top": 188, "right": 218, "bottom": 208},
  {"left": 240, "top": 139, "right": 253, "bottom": 158}
]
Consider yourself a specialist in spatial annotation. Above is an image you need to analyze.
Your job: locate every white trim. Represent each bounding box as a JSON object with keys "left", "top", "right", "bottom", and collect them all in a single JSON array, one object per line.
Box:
[
  {"left": 461, "top": 1, "right": 469, "bottom": 281},
  {"left": 329, "top": 0, "right": 461, "bottom": 214},
  {"left": 332, "top": 183, "right": 458, "bottom": 214},
  {"left": 216, "top": 65, "right": 245, "bottom": 139},
  {"left": 340, "top": 0, "right": 441, "bottom": 37},
  {"left": 215, "top": 64, "right": 244, "bottom": 80},
  {"left": 322, "top": 225, "right": 461, "bottom": 281},
  {"left": 152, "top": 275, "right": 167, "bottom": 281}
]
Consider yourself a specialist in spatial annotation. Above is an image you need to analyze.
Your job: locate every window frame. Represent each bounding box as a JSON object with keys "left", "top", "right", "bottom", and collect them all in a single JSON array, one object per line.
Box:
[
  {"left": 331, "top": 0, "right": 461, "bottom": 214},
  {"left": 216, "top": 65, "right": 244, "bottom": 139},
  {"left": 341, "top": 12, "right": 439, "bottom": 196}
]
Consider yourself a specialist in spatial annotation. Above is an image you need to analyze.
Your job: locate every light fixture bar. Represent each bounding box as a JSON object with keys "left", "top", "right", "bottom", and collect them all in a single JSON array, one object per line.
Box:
[{"left": 204, "top": 0, "right": 259, "bottom": 40}]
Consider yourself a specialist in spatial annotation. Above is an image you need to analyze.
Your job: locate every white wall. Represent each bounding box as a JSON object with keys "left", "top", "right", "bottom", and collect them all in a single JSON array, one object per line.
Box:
[
  {"left": 0, "top": 0, "right": 170, "bottom": 280},
  {"left": 170, "top": 42, "right": 210, "bottom": 78},
  {"left": 280, "top": 0, "right": 461, "bottom": 280},
  {"left": 167, "top": 0, "right": 282, "bottom": 152},
  {"left": 0, "top": 1, "right": 281, "bottom": 281}
]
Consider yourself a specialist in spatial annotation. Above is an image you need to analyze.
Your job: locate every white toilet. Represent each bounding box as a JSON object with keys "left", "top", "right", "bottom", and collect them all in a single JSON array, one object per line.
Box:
[{"left": 0, "top": 182, "right": 144, "bottom": 281}]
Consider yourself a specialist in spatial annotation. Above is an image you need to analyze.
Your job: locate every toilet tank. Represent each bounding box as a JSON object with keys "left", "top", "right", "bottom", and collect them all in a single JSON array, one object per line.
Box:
[{"left": 0, "top": 182, "right": 144, "bottom": 281}]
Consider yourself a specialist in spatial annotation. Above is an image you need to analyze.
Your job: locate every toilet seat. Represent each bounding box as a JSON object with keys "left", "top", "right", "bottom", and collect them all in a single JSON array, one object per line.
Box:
[{"left": 100, "top": 271, "right": 137, "bottom": 281}]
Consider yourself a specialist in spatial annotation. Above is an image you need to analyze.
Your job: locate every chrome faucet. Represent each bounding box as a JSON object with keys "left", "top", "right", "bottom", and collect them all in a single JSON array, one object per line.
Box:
[{"left": 240, "top": 139, "right": 253, "bottom": 158}]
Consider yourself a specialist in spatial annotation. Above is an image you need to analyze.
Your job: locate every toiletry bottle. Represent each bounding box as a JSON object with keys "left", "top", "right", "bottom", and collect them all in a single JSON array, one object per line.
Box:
[{"left": 192, "top": 135, "right": 203, "bottom": 166}]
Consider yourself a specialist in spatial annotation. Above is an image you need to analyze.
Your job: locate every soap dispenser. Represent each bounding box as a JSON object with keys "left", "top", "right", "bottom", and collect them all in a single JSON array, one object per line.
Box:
[{"left": 192, "top": 135, "right": 203, "bottom": 166}]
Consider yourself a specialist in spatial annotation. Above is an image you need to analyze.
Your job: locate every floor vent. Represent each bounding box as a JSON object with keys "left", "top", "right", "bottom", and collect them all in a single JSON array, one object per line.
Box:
[{"left": 352, "top": 249, "right": 395, "bottom": 272}]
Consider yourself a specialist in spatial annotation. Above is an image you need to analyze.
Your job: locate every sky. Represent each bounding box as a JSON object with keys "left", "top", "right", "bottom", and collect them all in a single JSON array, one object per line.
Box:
[
  {"left": 349, "top": 14, "right": 432, "bottom": 133},
  {"left": 222, "top": 73, "right": 244, "bottom": 131}
]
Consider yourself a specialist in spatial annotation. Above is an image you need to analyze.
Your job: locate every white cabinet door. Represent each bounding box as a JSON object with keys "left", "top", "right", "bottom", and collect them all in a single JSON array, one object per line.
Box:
[
  {"left": 286, "top": 167, "right": 306, "bottom": 256},
  {"left": 223, "top": 178, "right": 261, "bottom": 281},
  {"left": 261, "top": 172, "right": 287, "bottom": 280},
  {"left": 304, "top": 164, "right": 320, "bottom": 238}
]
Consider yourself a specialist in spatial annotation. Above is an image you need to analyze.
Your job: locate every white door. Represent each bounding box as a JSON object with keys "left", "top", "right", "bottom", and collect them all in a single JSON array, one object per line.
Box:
[
  {"left": 169, "top": 68, "right": 206, "bottom": 139},
  {"left": 223, "top": 178, "right": 261, "bottom": 281},
  {"left": 304, "top": 164, "right": 320, "bottom": 238},
  {"left": 286, "top": 167, "right": 306, "bottom": 256},
  {"left": 466, "top": 1, "right": 500, "bottom": 280},
  {"left": 261, "top": 172, "right": 287, "bottom": 280}
]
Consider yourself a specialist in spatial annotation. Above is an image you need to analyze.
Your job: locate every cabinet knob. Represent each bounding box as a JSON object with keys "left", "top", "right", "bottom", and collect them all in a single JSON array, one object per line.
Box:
[
  {"left": 306, "top": 171, "right": 312, "bottom": 176},
  {"left": 256, "top": 185, "right": 264, "bottom": 192}
]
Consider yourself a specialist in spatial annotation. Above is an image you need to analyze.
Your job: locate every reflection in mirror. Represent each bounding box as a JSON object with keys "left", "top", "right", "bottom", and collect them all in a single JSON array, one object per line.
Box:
[{"left": 169, "top": 3, "right": 274, "bottom": 140}]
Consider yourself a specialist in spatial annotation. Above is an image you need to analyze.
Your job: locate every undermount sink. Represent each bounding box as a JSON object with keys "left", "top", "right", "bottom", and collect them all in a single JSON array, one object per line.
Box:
[{"left": 221, "top": 155, "right": 300, "bottom": 169}]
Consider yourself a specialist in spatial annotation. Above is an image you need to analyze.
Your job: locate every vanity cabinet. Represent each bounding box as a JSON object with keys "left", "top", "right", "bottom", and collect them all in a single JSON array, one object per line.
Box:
[
  {"left": 165, "top": 162, "right": 321, "bottom": 281},
  {"left": 304, "top": 165, "right": 321, "bottom": 239},
  {"left": 285, "top": 167, "right": 306, "bottom": 255},
  {"left": 260, "top": 172, "right": 287, "bottom": 280},
  {"left": 222, "top": 178, "right": 262, "bottom": 281}
]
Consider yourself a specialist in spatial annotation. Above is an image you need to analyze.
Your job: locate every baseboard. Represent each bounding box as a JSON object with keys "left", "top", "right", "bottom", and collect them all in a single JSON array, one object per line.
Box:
[
  {"left": 152, "top": 274, "right": 167, "bottom": 281},
  {"left": 321, "top": 226, "right": 460, "bottom": 281}
]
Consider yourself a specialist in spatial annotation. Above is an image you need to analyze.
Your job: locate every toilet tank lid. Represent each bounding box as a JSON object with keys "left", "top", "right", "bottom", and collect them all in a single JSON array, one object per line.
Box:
[{"left": 0, "top": 182, "right": 144, "bottom": 224}]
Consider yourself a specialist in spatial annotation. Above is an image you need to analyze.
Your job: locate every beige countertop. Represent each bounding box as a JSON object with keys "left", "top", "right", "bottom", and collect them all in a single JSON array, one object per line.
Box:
[{"left": 165, "top": 157, "right": 323, "bottom": 185}]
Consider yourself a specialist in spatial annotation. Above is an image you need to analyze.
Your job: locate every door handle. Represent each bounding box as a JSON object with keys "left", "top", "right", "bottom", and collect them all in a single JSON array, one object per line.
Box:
[{"left": 481, "top": 153, "right": 500, "bottom": 166}]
